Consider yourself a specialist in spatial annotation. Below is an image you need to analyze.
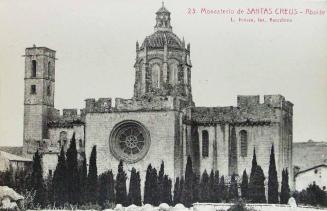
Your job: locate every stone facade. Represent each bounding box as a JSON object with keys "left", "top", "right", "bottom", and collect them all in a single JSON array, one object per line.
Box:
[{"left": 22, "top": 4, "right": 293, "bottom": 190}]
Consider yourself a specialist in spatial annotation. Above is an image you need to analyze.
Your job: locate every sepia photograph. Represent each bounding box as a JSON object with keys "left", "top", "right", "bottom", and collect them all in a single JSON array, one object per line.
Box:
[{"left": 0, "top": 0, "right": 326, "bottom": 210}]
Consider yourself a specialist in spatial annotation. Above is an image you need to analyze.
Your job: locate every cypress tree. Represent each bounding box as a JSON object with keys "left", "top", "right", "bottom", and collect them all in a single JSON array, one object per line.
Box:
[
  {"left": 250, "top": 165, "right": 266, "bottom": 203},
  {"left": 181, "top": 156, "right": 193, "bottom": 207},
  {"left": 178, "top": 178, "right": 184, "bottom": 204},
  {"left": 99, "top": 170, "right": 115, "bottom": 207},
  {"left": 135, "top": 172, "right": 142, "bottom": 206},
  {"left": 219, "top": 176, "right": 227, "bottom": 202},
  {"left": 162, "top": 175, "right": 172, "bottom": 205},
  {"left": 53, "top": 147, "right": 67, "bottom": 206},
  {"left": 228, "top": 173, "right": 239, "bottom": 202},
  {"left": 150, "top": 168, "right": 159, "bottom": 206},
  {"left": 115, "top": 160, "right": 128, "bottom": 206},
  {"left": 248, "top": 147, "right": 257, "bottom": 202},
  {"left": 31, "top": 150, "right": 45, "bottom": 207},
  {"left": 144, "top": 164, "right": 152, "bottom": 204},
  {"left": 250, "top": 148, "right": 257, "bottom": 179},
  {"left": 173, "top": 177, "right": 180, "bottom": 205},
  {"left": 45, "top": 173, "right": 53, "bottom": 206},
  {"left": 213, "top": 170, "right": 220, "bottom": 202},
  {"left": 241, "top": 170, "right": 249, "bottom": 200},
  {"left": 128, "top": 168, "right": 141, "bottom": 206},
  {"left": 87, "top": 145, "right": 98, "bottom": 204},
  {"left": 158, "top": 161, "right": 165, "bottom": 203},
  {"left": 209, "top": 170, "right": 215, "bottom": 202},
  {"left": 199, "top": 170, "right": 210, "bottom": 202},
  {"left": 79, "top": 155, "right": 88, "bottom": 204},
  {"left": 66, "top": 133, "right": 80, "bottom": 204},
  {"left": 268, "top": 145, "right": 279, "bottom": 204},
  {"left": 192, "top": 174, "right": 200, "bottom": 203},
  {"left": 280, "top": 168, "right": 290, "bottom": 204}
]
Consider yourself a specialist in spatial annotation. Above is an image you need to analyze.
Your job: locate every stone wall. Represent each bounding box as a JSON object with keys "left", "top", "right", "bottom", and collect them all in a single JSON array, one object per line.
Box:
[
  {"left": 115, "top": 96, "right": 175, "bottom": 111},
  {"left": 295, "top": 165, "right": 327, "bottom": 191},
  {"left": 41, "top": 152, "right": 58, "bottom": 178},
  {"left": 85, "top": 110, "right": 179, "bottom": 193}
]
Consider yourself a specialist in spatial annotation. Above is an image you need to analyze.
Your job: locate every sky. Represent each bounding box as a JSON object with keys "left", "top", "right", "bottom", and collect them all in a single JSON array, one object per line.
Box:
[{"left": 0, "top": 0, "right": 326, "bottom": 146}]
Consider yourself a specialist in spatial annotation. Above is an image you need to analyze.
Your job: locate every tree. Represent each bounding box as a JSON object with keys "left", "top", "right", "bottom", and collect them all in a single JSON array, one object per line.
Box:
[
  {"left": 144, "top": 164, "right": 152, "bottom": 204},
  {"left": 45, "top": 173, "right": 54, "bottom": 205},
  {"left": 149, "top": 168, "right": 159, "bottom": 206},
  {"left": 66, "top": 133, "right": 80, "bottom": 204},
  {"left": 218, "top": 176, "right": 227, "bottom": 202},
  {"left": 240, "top": 170, "right": 249, "bottom": 200},
  {"left": 161, "top": 175, "right": 172, "bottom": 205},
  {"left": 158, "top": 161, "right": 165, "bottom": 203},
  {"left": 128, "top": 168, "right": 141, "bottom": 206},
  {"left": 199, "top": 170, "right": 210, "bottom": 202},
  {"left": 181, "top": 156, "right": 193, "bottom": 207},
  {"left": 53, "top": 147, "right": 67, "bottom": 206},
  {"left": 79, "top": 155, "right": 88, "bottom": 204},
  {"left": 249, "top": 165, "right": 266, "bottom": 203},
  {"left": 173, "top": 177, "right": 180, "bottom": 205},
  {"left": 212, "top": 170, "right": 220, "bottom": 203},
  {"left": 250, "top": 148, "right": 257, "bottom": 179},
  {"left": 293, "top": 183, "right": 327, "bottom": 207},
  {"left": 115, "top": 160, "right": 128, "bottom": 206},
  {"left": 192, "top": 174, "right": 200, "bottom": 203},
  {"left": 87, "top": 145, "right": 98, "bottom": 204},
  {"left": 178, "top": 178, "right": 184, "bottom": 204},
  {"left": 99, "top": 170, "right": 115, "bottom": 208},
  {"left": 248, "top": 147, "right": 259, "bottom": 202},
  {"left": 209, "top": 170, "right": 215, "bottom": 202},
  {"left": 30, "top": 150, "right": 45, "bottom": 206},
  {"left": 229, "top": 173, "right": 239, "bottom": 202},
  {"left": 268, "top": 145, "right": 279, "bottom": 204},
  {"left": 280, "top": 168, "right": 290, "bottom": 204}
]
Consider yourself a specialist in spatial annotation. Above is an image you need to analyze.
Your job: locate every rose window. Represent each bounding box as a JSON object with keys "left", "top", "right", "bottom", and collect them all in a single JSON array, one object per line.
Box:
[{"left": 110, "top": 121, "right": 150, "bottom": 163}]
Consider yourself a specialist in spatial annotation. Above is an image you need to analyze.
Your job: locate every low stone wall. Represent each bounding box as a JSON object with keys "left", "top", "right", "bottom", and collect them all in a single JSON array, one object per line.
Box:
[
  {"left": 194, "top": 203, "right": 327, "bottom": 211},
  {"left": 27, "top": 203, "right": 327, "bottom": 211}
]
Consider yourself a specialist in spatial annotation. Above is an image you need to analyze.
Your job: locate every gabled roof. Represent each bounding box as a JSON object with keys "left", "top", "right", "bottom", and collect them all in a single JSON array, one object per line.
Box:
[
  {"left": 295, "top": 164, "right": 327, "bottom": 177},
  {"left": 0, "top": 151, "right": 32, "bottom": 162}
]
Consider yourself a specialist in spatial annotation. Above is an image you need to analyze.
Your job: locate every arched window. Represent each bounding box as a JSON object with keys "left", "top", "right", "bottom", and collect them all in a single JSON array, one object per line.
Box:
[
  {"left": 202, "top": 130, "right": 209, "bottom": 157},
  {"left": 48, "top": 62, "right": 51, "bottom": 78},
  {"left": 240, "top": 130, "right": 248, "bottom": 157},
  {"left": 168, "top": 63, "right": 178, "bottom": 84},
  {"left": 79, "top": 139, "right": 83, "bottom": 148},
  {"left": 151, "top": 64, "right": 160, "bottom": 88},
  {"left": 32, "top": 60, "right": 37, "bottom": 77}
]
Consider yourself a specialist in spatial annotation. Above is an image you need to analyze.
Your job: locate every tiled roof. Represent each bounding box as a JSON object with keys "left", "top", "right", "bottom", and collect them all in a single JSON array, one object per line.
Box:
[
  {"left": 0, "top": 150, "right": 31, "bottom": 162},
  {"left": 141, "top": 31, "right": 183, "bottom": 49},
  {"left": 190, "top": 105, "right": 277, "bottom": 124},
  {"left": 0, "top": 146, "right": 23, "bottom": 156}
]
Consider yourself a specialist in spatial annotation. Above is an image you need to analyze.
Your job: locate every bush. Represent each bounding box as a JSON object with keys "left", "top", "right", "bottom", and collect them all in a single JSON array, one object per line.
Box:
[{"left": 293, "top": 183, "right": 327, "bottom": 207}]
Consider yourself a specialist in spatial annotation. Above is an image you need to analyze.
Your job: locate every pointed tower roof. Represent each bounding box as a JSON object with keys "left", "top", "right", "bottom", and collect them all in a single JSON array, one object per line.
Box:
[{"left": 156, "top": 2, "right": 170, "bottom": 14}]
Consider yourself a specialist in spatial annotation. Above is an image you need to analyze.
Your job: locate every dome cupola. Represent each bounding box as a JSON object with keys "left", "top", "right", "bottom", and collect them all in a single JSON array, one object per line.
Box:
[{"left": 133, "top": 3, "right": 193, "bottom": 106}]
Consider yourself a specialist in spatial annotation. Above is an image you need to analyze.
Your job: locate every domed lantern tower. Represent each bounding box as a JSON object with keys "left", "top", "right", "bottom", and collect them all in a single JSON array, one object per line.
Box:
[{"left": 133, "top": 3, "right": 193, "bottom": 105}]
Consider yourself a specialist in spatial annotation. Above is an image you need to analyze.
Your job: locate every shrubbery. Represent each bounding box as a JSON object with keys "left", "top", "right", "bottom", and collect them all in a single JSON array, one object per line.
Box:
[
  {"left": 293, "top": 183, "right": 327, "bottom": 207},
  {"left": 3, "top": 141, "right": 315, "bottom": 209}
]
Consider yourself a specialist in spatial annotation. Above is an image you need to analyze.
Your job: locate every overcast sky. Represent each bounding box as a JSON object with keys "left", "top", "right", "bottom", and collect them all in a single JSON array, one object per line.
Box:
[{"left": 0, "top": 0, "right": 326, "bottom": 146}]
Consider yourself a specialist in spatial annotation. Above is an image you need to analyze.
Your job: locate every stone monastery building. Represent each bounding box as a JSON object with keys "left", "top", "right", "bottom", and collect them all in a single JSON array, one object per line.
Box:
[{"left": 22, "top": 4, "right": 294, "bottom": 186}]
